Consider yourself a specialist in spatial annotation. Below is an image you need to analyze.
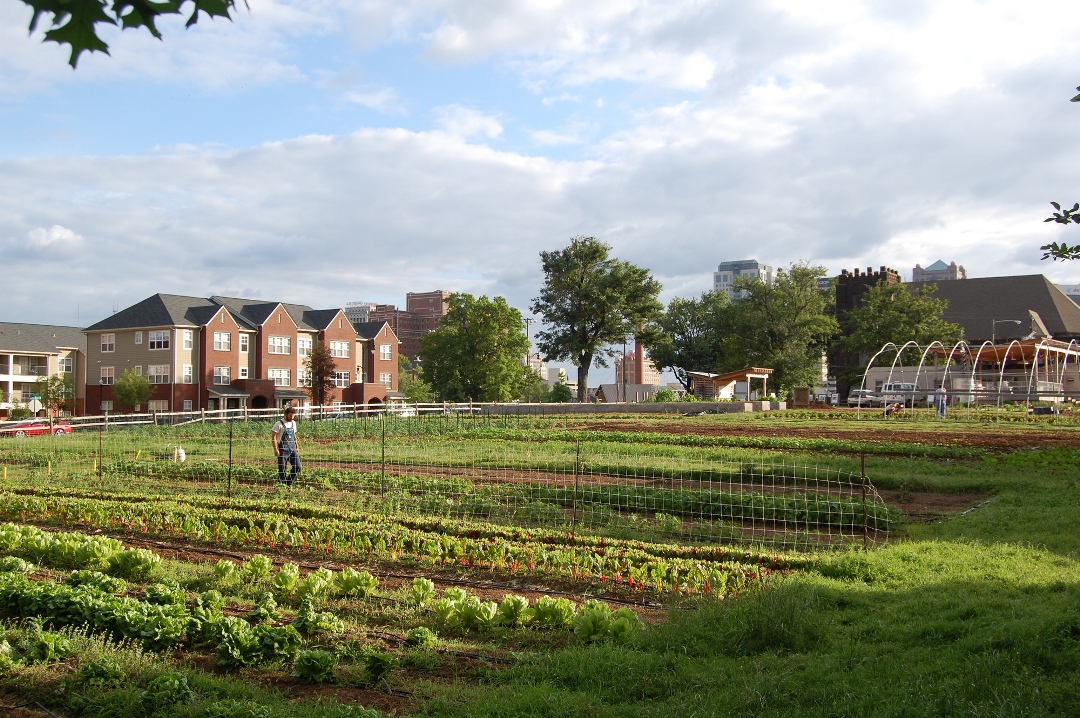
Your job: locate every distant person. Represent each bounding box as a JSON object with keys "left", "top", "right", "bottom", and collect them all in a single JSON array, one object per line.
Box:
[
  {"left": 884, "top": 401, "right": 903, "bottom": 418},
  {"left": 934, "top": 386, "right": 947, "bottom": 418},
  {"left": 271, "top": 406, "right": 301, "bottom": 487}
]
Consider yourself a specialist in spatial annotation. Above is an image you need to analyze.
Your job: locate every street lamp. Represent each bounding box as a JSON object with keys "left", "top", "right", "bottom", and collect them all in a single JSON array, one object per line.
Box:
[{"left": 991, "top": 319, "right": 1022, "bottom": 345}]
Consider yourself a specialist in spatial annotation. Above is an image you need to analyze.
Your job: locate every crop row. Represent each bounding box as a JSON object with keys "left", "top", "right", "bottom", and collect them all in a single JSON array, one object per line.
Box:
[{"left": 0, "top": 488, "right": 777, "bottom": 594}]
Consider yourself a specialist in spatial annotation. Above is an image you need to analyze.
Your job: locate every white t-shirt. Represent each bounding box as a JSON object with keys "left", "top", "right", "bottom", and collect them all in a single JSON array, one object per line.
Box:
[{"left": 272, "top": 419, "right": 297, "bottom": 443}]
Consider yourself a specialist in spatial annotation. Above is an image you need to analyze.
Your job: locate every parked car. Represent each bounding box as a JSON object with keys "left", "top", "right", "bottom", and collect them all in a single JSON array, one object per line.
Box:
[
  {"left": 846, "top": 390, "right": 877, "bottom": 407},
  {"left": 0, "top": 419, "right": 73, "bottom": 437},
  {"left": 878, "top": 382, "right": 921, "bottom": 407}
]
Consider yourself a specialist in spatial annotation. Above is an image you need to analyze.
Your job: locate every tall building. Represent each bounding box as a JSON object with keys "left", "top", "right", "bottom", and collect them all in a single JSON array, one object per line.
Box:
[
  {"left": 913, "top": 260, "right": 967, "bottom": 283},
  {"left": 343, "top": 301, "right": 376, "bottom": 324},
  {"left": 831, "top": 266, "right": 902, "bottom": 401},
  {"left": 614, "top": 342, "right": 661, "bottom": 386},
  {"left": 365, "top": 290, "right": 451, "bottom": 361},
  {"left": 713, "top": 260, "right": 774, "bottom": 299}
]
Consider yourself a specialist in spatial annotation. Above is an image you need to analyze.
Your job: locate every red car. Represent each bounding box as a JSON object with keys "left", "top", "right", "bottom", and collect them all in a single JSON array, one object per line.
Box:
[{"left": 0, "top": 419, "right": 73, "bottom": 437}]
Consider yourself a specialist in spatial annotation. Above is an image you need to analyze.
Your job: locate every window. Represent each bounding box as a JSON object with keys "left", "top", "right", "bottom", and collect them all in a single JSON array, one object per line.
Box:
[
  {"left": 297, "top": 338, "right": 312, "bottom": 357},
  {"left": 101, "top": 333, "right": 115, "bottom": 353},
  {"left": 100, "top": 400, "right": 113, "bottom": 412},
  {"left": 181, "top": 365, "right": 193, "bottom": 384},
  {"left": 100, "top": 367, "right": 114, "bottom": 385},
  {"left": 239, "top": 334, "right": 249, "bottom": 352},
  {"left": 182, "top": 399, "right": 192, "bottom": 411},
  {"left": 59, "top": 357, "right": 73, "bottom": 374},
  {"left": 148, "top": 400, "right": 168, "bottom": 412},
  {"left": 297, "top": 370, "right": 312, "bottom": 388},
  {"left": 214, "top": 332, "right": 231, "bottom": 351},
  {"left": 214, "top": 366, "right": 231, "bottom": 385},
  {"left": 330, "top": 341, "right": 350, "bottom": 358},
  {"left": 148, "top": 365, "right": 169, "bottom": 384},
  {"left": 133, "top": 365, "right": 143, "bottom": 376},
  {"left": 379, "top": 344, "right": 392, "bottom": 361},
  {"left": 333, "top": 371, "right": 351, "bottom": 388},
  {"left": 134, "top": 331, "right": 143, "bottom": 344},
  {"left": 183, "top": 330, "right": 193, "bottom": 350},
  {"left": 269, "top": 368, "right": 290, "bottom": 387},
  {"left": 239, "top": 366, "right": 249, "bottom": 379},
  {"left": 380, "top": 372, "right": 393, "bottom": 388},
  {"left": 268, "top": 336, "right": 291, "bottom": 354},
  {"left": 149, "top": 331, "right": 169, "bottom": 350}
]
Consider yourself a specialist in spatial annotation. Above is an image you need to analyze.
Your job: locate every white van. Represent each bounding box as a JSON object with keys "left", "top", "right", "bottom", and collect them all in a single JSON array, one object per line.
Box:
[{"left": 878, "top": 382, "right": 920, "bottom": 407}]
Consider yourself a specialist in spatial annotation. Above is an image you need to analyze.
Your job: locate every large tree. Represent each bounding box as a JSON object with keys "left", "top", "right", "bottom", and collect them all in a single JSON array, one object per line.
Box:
[
  {"left": 840, "top": 280, "right": 961, "bottom": 384},
  {"left": 419, "top": 293, "right": 531, "bottom": 402},
  {"left": 305, "top": 340, "right": 337, "bottom": 407},
  {"left": 19, "top": 0, "right": 240, "bottom": 67},
  {"left": 645, "top": 290, "right": 736, "bottom": 391},
  {"left": 112, "top": 368, "right": 153, "bottom": 412},
  {"left": 725, "top": 263, "right": 838, "bottom": 396},
  {"left": 532, "top": 237, "right": 663, "bottom": 402},
  {"left": 398, "top": 355, "right": 434, "bottom": 403}
]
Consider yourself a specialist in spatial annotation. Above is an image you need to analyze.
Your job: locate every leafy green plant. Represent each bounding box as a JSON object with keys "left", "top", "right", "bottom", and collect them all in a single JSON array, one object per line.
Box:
[
  {"left": 409, "top": 577, "right": 436, "bottom": 606},
  {"left": 335, "top": 567, "right": 378, "bottom": 597},
  {"left": 430, "top": 597, "right": 459, "bottom": 629},
  {"left": 272, "top": 563, "right": 300, "bottom": 594},
  {"left": 141, "top": 672, "right": 193, "bottom": 714},
  {"left": 65, "top": 569, "right": 126, "bottom": 593},
  {"left": 363, "top": 651, "right": 396, "bottom": 687},
  {"left": 297, "top": 567, "right": 334, "bottom": 601},
  {"left": 406, "top": 626, "right": 437, "bottom": 648},
  {"left": 200, "top": 699, "right": 274, "bottom": 718},
  {"left": 0, "top": 556, "right": 35, "bottom": 574},
  {"left": 533, "top": 596, "right": 576, "bottom": 628},
  {"left": 0, "top": 640, "right": 17, "bottom": 670},
  {"left": 215, "top": 618, "right": 261, "bottom": 669},
  {"left": 106, "top": 548, "right": 160, "bottom": 579},
  {"left": 291, "top": 599, "right": 344, "bottom": 634},
  {"left": 252, "top": 623, "right": 302, "bottom": 663},
  {"left": 497, "top": 595, "right": 531, "bottom": 626},
  {"left": 145, "top": 582, "right": 185, "bottom": 605},
  {"left": 199, "top": 589, "right": 226, "bottom": 611},
  {"left": 213, "top": 560, "right": 240, "bottom": 586},
  {"left": 75, "top": 656, "right": 126, "bottom": 688},
  {"left": 443, "top": 587, "right": 468, "bottom": 603},
  {"left": 292, "top": 649, "right": 338, "bottom": 684},
  {"left": 456, "top": 596, "right": 499, "bottom": 630},
  {"left": 247, "top": 592, "right": 280, "bottom": 624},
  {"left": 22, "top": 631, "right": 72, "bottom": 664},
  {"left": 242, "top": 554, "right": 273, "bottom": 581}
]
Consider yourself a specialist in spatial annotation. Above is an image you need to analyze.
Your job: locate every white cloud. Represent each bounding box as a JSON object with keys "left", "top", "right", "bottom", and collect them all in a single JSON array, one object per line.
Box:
[
  {"left": 433, "top": 105, "right": 504, "bottom": 139},
  {"left": 343, "top": 87, "right": 403, "bottom": 113},
  {"left": 27, "top": 224, "right": 82, "bottom": 247}
]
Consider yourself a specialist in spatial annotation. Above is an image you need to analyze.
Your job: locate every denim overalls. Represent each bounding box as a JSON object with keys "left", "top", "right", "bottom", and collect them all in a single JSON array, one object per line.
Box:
[{"left": 277, "top": 420, "right": 301, "bottom": 487}]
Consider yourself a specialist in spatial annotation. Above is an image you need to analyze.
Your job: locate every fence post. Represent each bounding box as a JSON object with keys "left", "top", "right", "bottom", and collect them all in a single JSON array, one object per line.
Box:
[
  {"left": 572, "top": 440, "right": 581, "bottom": 531},
  {"left": 97, "top": 420, "right": 103, "bottom": 481},
  {"left": 380, "top": 413, "right": 386, "bottom": 495},
  {"left": 227, "top": 418, "right": 234, "bottom": 497},
  {"left": 860, "top": 453, "right": 868, "bottom": 549}
]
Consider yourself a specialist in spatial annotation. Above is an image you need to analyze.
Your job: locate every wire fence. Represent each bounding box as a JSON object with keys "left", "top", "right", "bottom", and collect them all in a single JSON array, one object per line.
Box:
[{"left": 0, "top": 413, "right": 893, "bottom": 551}]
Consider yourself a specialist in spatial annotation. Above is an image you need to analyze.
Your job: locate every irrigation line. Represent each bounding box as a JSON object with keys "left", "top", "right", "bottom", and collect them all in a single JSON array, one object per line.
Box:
[{"left": 0, "top": 700, "right": 61, "bottom": 717}]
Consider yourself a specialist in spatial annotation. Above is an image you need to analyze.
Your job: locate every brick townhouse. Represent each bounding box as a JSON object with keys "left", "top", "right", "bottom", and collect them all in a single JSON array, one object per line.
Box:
[{"left": 83, "top": 294, "right": 400, "bottom": 413}]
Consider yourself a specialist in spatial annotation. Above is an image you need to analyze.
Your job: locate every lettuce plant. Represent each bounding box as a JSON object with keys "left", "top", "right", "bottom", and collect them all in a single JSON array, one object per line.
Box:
[
  {"left": 335, "top": 567, "right": 378, "bottom": 597},
  {"left": 406, "top": 626, "right": 437, "bottom": 648},
  {"left": 497, "top": 595, "right": 531, "bottom": 626},
  {"left": 272, "top": 563, "right": 300, "bottom": 594},
  {"left": 292, "top": 649, "right": 337, "bottom": 684},
  {"left": 213, "top": 560, "right": 240, "bottom": 586},
  {"left": 242, "top": 554, "right": 273, "bottom": 581},
  {"left": 409, "top": 577, "right": 435, "bottom": 606},
  {"left": 106, "top": 548, "right": 160, "bottom": 579}
]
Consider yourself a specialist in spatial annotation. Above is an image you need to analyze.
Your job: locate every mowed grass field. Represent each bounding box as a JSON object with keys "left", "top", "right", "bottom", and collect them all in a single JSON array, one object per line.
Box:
[{"left": 0, "top": 410, "right": 1075, "bottom": 717}]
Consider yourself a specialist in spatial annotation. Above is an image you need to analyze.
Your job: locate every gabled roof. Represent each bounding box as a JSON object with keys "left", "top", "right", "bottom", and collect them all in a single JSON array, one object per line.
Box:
[
  {"left": 908, "top": 275, "right": 1080, "bottom": 341},
  {"left": 0, "top": 322, "right": 86, "bottom": 353},
  {"left": 297, "top": 308, "right": 344, "bottom": 332},
  {"left": 210, "top": 296, "right": 290, "bottom": 330},
  {"left": 84, "top": 294, "right": 221, "bottom": 331},
  {"left": 352, "top": 320, "right": 395, "bottom": 340}
]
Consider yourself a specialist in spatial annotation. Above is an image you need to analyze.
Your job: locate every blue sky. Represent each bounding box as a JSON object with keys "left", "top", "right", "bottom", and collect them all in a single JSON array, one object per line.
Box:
[{"left": 3, "top": 0, "right": 1080, "bottom": 385}]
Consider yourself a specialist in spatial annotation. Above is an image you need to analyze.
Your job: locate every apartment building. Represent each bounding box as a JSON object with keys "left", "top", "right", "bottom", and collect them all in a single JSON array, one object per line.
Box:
[
  {"left": 364, "top": 290, "right": 451, "bottom": 361},
  {"left": 0, "top": 322, "right": 86, "bottom": 417},
  {"left": 83, "top": 294, "right": 399, "bottom": 413}
]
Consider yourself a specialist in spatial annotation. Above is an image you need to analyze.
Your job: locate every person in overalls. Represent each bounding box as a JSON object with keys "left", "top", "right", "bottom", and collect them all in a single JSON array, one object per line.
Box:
[{"left": 271, "top": 406, "right": 301, "bottom": 487}]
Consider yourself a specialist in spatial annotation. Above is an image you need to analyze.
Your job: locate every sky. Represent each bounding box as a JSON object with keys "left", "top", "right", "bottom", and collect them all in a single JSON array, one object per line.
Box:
[{"left": 2, "top": 0, "right": 1080, "bottom": 384}]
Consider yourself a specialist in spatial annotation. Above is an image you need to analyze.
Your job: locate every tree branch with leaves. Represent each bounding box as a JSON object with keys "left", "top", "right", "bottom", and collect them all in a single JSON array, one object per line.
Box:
[{"left": 19, "top": 0, "right": 242, "bottom": 67}]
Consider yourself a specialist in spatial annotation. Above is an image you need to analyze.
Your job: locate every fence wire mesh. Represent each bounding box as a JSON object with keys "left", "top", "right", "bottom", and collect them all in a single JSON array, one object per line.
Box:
[{"left": 0, "top": 413, "right": 893, "bottom": 550}]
